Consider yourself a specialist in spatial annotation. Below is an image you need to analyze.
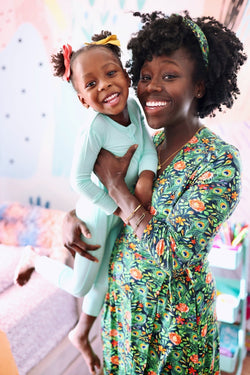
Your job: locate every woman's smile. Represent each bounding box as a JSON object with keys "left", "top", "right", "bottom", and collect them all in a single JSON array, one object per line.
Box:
[
  {"left": 146, "top": 100, "right": 168, "bottom": 107},
  {"left": 144, "top": 99, "right": 170, "bottom": 113}
]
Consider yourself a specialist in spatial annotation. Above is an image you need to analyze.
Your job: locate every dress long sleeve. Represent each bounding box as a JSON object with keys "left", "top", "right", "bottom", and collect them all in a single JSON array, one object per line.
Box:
[{"left": 142, "top": 130, "right": 241, "bottom": 274}]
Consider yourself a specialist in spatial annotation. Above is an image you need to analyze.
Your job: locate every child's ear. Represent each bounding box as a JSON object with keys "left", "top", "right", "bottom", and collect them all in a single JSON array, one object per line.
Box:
[{"left": 78, "top": 94, "right": 90, "bottom": 109}]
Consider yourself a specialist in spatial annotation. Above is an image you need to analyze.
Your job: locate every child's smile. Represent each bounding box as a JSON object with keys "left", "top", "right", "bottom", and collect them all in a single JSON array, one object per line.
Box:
[{"left": 103, "top": 92, "right": 120, "bottom": 105}]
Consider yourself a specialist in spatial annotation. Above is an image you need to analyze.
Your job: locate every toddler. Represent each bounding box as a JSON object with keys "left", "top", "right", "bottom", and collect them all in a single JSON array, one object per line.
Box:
[{"left": 15, "top": 30, "right": 158, "bottom": 375}]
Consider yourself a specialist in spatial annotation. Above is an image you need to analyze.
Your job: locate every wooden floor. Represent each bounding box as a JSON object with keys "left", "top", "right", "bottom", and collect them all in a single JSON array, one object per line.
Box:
[{"left": 242, "top": 354, "right": 250, "bottom": 375}]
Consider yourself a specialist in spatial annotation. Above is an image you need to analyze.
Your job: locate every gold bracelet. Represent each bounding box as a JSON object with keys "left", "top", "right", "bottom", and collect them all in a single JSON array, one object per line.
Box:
[
  {"left": 134, "top": 212, "right": 146, "bottom": 232},
  {"left": 125, "top": 204, "right": 142, "bottom": 224}
]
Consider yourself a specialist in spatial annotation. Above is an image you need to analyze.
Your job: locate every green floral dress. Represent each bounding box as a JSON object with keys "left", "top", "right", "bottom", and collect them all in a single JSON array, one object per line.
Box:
[{"left": 102, "top": 127, "right": 241, "bottom": 375}]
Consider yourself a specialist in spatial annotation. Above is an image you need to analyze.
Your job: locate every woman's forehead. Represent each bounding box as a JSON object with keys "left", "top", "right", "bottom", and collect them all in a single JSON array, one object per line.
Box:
[{"left": 141, "top": 49, "right": 194, "bottom": 70}]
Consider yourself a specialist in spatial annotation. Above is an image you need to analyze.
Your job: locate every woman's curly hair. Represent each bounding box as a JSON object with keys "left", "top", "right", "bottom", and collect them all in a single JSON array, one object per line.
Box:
[
  {"left": 126, "top": 11, "right": 247, "bottom": 118},
  {"left": 51, "top": 30, "right": 122, "bottom": 86}
]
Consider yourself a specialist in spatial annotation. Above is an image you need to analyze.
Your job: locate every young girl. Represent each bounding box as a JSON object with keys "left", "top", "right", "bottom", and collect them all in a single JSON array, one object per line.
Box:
[{"left": 15, "top": 31, "right": 158, "bottom": 374}]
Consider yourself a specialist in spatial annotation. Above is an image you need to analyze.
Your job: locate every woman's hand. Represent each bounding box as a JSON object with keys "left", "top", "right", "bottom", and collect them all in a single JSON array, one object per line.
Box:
[
  {"left": 62, "top": 210, "right": 100, "bottom": 262},
  {"left": 94, "top": 144, "right": 138, "bottom": 192}
]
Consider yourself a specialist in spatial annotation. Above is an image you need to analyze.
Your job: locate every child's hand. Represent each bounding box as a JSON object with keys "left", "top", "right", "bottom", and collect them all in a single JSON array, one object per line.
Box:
[{"left": 134, "top": 170, "right": 154, "bottom": 210}]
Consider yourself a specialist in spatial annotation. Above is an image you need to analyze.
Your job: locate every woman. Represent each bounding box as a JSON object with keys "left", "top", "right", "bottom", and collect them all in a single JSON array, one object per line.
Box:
[{"left": 63, "top": 11, "right": 246, "bottom": 375}]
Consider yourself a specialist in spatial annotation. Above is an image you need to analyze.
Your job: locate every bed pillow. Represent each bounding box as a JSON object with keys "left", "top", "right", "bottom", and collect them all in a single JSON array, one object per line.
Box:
[{"left": 0, "top": 202, "right": 65, "bottom": 248}]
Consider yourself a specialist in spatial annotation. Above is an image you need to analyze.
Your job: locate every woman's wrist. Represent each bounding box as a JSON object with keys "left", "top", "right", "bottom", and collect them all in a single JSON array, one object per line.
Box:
[
  {"left": 110, "top": 184, "right": 152, "bottom": 238},
  {"left": 128, "top": 205, "right": 152, "bottom": 238}
]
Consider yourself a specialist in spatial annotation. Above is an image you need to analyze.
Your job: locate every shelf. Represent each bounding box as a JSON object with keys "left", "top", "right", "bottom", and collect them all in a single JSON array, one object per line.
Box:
[
  {"left": 220, "top": 347, "right": 239, "bottom": 373},
  {"left": 215, "top": 277, "right": 240, "bottom": 323},
  {"left": 210, "top": 232, "right": 248, "bottom": 375},
  {"left": 208, "top": 244, "right": 242, "bottom": 270},
  {"left": 220, "top": 323, "right": 239, "bottom": 373}
]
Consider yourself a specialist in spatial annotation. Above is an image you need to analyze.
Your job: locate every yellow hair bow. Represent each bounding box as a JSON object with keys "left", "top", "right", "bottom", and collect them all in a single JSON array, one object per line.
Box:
[{"left": 85, "top": 34, "right": 120, "bottom": 47}]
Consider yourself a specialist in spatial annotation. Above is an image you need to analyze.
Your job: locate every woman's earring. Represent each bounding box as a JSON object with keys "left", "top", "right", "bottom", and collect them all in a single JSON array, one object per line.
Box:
[{"left": 197, "top": 93, "right": 201, "bottom": 97}]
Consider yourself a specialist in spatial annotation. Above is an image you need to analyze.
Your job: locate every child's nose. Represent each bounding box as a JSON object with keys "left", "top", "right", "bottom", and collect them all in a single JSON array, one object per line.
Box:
[{"left": 97, "top": 80, "right": 111, "bottom": 92}]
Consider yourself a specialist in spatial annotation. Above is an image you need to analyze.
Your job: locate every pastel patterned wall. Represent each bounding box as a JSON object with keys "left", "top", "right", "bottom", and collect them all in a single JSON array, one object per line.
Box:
[{"left": 0, "top": 0, "right": 249, "bottom": 220}]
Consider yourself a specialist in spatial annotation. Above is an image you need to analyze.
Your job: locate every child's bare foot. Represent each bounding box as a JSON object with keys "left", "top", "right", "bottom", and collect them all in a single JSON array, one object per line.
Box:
[
  {"left": 14, "top": 246, "right": 37, "bottom": 286},
  {"left": 68, "top": 327, "right": 101, "bottom": 375}
]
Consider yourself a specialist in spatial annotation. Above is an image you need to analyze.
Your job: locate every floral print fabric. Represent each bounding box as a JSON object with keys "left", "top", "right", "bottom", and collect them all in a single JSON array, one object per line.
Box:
[{"left": 102, "top": 127, "right": 241, "bottom": 375}]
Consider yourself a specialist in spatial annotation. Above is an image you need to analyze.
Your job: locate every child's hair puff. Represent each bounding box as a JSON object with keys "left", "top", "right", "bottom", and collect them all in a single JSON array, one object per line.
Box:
[
  {"left": 126, "top": 11, "right": 247, "bottom": 118},
  {"left": 51, "top": 30, "right": 121, "bottom": 84}
]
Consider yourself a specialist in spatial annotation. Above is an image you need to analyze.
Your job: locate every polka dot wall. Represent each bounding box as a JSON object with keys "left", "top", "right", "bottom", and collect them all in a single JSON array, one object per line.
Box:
[{"left": 0, "top": 23, "right": 52, "bottom": 179}]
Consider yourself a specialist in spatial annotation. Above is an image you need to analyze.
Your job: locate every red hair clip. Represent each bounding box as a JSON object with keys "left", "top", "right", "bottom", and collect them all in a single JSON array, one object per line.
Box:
[{"left": 62, "top": 44, "right": 72, "bottom": 81}]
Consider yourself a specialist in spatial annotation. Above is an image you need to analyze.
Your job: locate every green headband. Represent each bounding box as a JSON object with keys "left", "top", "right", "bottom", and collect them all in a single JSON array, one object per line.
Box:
[{"left": 183, "top": 17, "right": 209, "bottom": 67}]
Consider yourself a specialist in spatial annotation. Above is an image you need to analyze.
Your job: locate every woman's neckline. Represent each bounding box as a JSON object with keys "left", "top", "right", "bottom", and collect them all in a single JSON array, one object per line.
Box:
[{"left": 156, "top": 125, "right": 206, "bottom": 175}]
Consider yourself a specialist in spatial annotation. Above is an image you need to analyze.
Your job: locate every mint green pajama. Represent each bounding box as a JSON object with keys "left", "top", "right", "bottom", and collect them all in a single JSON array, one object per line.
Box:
[{"left": 35, "top": 98, "right": 158, "bottom": 317}]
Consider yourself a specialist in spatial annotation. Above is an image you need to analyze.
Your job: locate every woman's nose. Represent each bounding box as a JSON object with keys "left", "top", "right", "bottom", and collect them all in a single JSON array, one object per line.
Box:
[{"left": 146, "top": 77, "right": 162, "bottom": 92}]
